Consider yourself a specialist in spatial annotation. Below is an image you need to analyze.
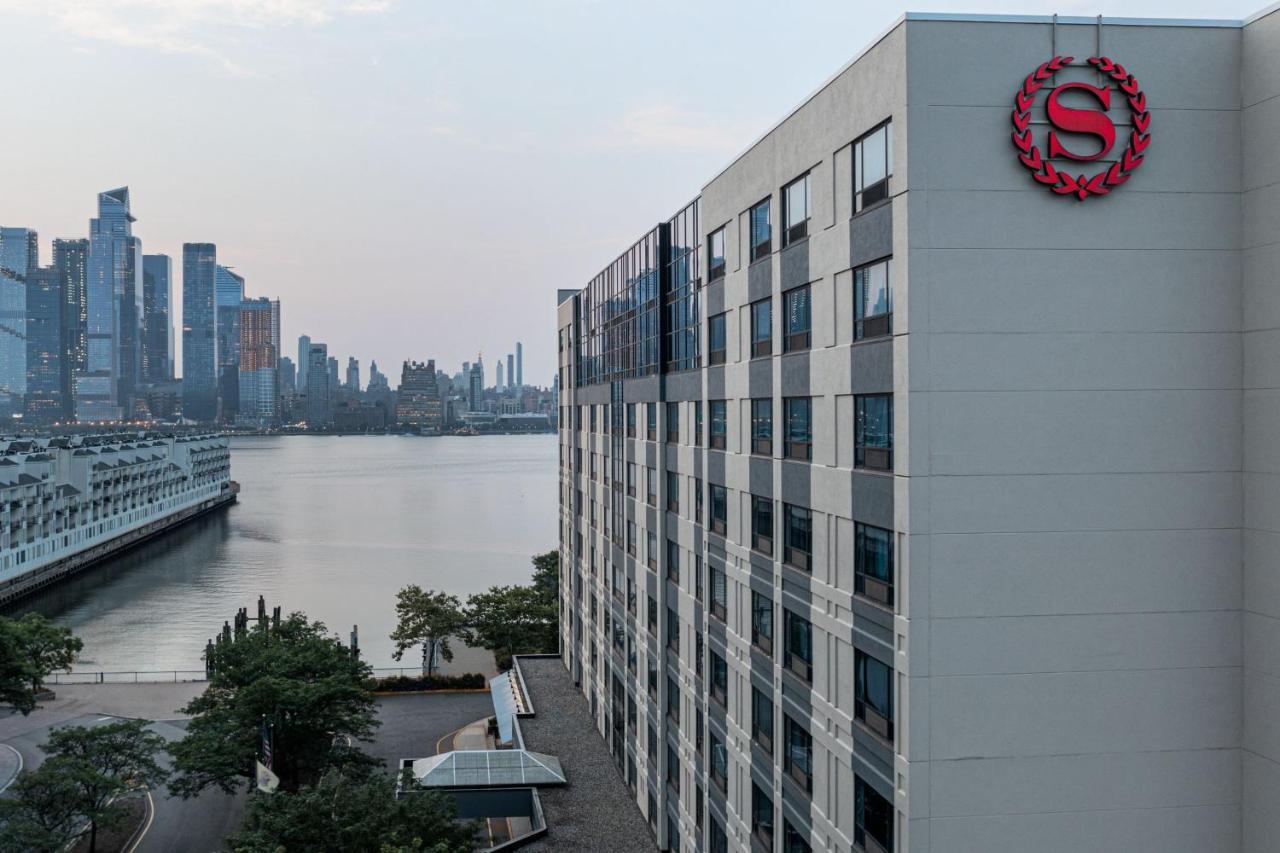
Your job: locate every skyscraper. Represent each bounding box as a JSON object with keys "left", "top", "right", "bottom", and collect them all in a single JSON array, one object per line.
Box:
[
  {"left": 279, "top": 356, "right": 296, "bottom": 395},
  {"left": 305, "top": 343, "right": 330, "bottom": 427},
  {"left": 394, "top": 360, "right": 442, "bottom": 432},
  {"left": 467, "top": 358, "right": 483, "bottom": 412},
  {"left": 506, "top": 353, "right": 514, "bottom": 390},
  {"left": 142, "top": 254, "right": 173, "bottom": 382},
  {"left": 327, "top": 357, "right": 339, "bottom": 394},
  {"left": 0, "top": 227, "right": 38, "bottom": 415},
  {"left": 237, "top": 298, "right": 280, "bottom": 426},
  {"left": 52, "top": 239, "right": 88, "bottom": 409},
  {"left": 24, "top": 266, "right": 64, "bottom": 422},
  {"left": 296, "top": 335, "right": 311, "bottom": 392},
  {"left": 516, "top": 341, "right": 523, "bottom": 387},
  {"left": 345, "top": 357, "right": 359, "bottom": 392},
  {"left": 496, "top": 361, "right": 504, "bottom": 390},
  {"left": 214, "top": 265, "right": 244, "bottom": 422},
  {"left": 181, "top": 242, "right": 218, "bottom": 422},
  {"left": 80, "top": 188, "right": 142, "bottom": 422}
]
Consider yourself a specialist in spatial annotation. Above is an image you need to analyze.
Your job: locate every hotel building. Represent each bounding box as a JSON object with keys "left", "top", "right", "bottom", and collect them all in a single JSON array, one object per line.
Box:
[{"left": 556, "top": 10, "right": 1280, "bottom": 853}]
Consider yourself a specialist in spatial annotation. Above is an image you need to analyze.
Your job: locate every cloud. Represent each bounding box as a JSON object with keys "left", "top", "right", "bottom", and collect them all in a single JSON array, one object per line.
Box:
[
  {"left": 591, "top": 101, "right": 761, "bottom": 155},
  {"left": 1, "top": 0, "right": 395, "bottom": 74}
]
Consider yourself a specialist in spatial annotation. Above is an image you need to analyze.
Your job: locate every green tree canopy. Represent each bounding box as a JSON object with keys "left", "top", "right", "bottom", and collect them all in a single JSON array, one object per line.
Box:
[
  {"left": 0, "top": 719, "right": 170, "bottom": 853},
  {"left": 530, "top": 550, "right": 559, "bottom": 602},
  {"left": 170, "top": 612, "right": 378, "bottom": 797},
  {"left": 226, "top": 768, "right": 476, "bottom": 853},
  {"left": 0, "top": 613, "right": 82, "bottom": 715},
  {"left": 462, "top": 584, "right": 558, "bottom": 669},
  {"left": 389, "top": 586, "right": 466, "bottom": 678}
]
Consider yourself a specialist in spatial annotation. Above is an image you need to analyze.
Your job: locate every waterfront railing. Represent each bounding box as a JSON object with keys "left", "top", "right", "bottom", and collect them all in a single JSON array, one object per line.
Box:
[{"left": 45, "top": 666, "right": 477, "bottom": 686}]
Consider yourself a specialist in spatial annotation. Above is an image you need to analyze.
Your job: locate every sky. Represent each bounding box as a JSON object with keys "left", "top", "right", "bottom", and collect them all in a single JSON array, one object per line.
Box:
[{"left": 0, "top": 0, "right": 1262, "bottom": 387}]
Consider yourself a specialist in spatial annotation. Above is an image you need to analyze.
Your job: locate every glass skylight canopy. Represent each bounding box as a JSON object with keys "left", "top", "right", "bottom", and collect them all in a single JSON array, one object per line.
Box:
[{"left": 411, "top": 750, "right": 566, "bottom": 788}]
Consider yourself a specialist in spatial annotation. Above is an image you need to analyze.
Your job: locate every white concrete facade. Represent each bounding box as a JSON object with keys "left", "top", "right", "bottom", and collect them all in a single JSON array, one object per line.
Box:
[{"left": 557, "top": 10, "right": 1280, "bottom": 853}]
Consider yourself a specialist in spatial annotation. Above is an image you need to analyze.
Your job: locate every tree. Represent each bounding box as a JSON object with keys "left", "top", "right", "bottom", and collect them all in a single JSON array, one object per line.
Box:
[
  {"left": 530, "top": 550, "right": 559, "bottom": 603},
  {"left": 226, "top": 769, "right": 476, "bottom": 853},
  {"left": 462, "top": 584, "right": 558, "bottom": 670},
  {"left": 0, "top": 762, "right": 83, "bottom": 853},
  {"left": 170, "top": 612, "right": 379, "bottom": 797},
  {"left": 0, "top": 613, "right": 82, "bottom": 715},
  {"left": 389, "top": 586, "right": 465, "bottom": 678},
  {"left": 20, "top": 719, "right": 169, "bottom": 853}
]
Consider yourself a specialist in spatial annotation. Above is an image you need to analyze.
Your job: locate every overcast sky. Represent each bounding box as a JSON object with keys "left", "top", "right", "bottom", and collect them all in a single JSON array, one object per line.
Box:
[{"left": 0, "top": 0, "right": 1260, "bottom": 386}]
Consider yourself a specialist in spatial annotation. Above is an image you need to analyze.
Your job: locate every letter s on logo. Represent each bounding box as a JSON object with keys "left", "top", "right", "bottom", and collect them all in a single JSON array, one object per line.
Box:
[{"left": 1045, "top": 81, "right": 1115, "bottom": 162}]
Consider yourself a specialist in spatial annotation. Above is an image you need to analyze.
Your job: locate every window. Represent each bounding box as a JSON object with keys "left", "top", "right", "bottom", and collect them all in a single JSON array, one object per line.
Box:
[
  {"left": 783, "top": 504, "right": 812, "bottom": 571},
  {"left": 783, "top": 285, "right": 811, "bottom": 352},
  {"left": 710, "top": 733, "right": 728, "bottom": 794},
  {"left": 648, "top": 720, "right": 658, "bottom": 763},
  {"left": 667, "top": 675, "right": 681, "bottom": 725},
  {"left": 784, "top": 609, "right": 813, "bottom": 682},
  {"left": 751, "top": 298, "right": 773, "bottom": 358},
  {"left": 667, "top": 608, "right": 680, "bottom": 653},
  {"left": 648, "top": 594, "right": 658, "bottom": 635},
  {"left": 784, "top": 398, "right": 812, "bottom": 461},
  {"left": 710, "top": 650, "right": 727, "bottom": 706},
  {"left": 751, "top": 686, "right": 774, "bottom": 754},
  {"left": 709, "top": 400, "right": 727, "bottom": 449},
  {"left": 710, "top": 817, "right": 728, "bottom": 853},
  {"left": 666, "top": 539, "right": 680, "bottom": 584},
  {"left": 627, "top": 576, "right": 636, "bottom": 614},
  {"left": 647, "top": 403, "right": 657, "bottom": 441},
  {"left": 854, "top": 120, "right": 893, "bottom": 210},
  {"left": 708, "top": 313, "right": 727, "bottom": 365},
  {"left": 751, "top": 495, "right": 773, "bottom": 556},
  {"left": 648, "top": 656, "right": 658, "bottom": 698},
  {"left": 710, "top": 565, "right": 727, "bottom": 621},
  {"left": 749, "top": 197, "right": 771, "bottom": 261},
  {"left": 855, "top": 776, "right": 894, "bottom": 853},
  {"left": 666, "top": 404, "right": 679, "bottom": 444},
  {"left": 855, "top": 522, "right": 894, "bottom": 607},
  {"left": 694, "top": 401, "right": 703, "bottom": 445},
  {"left": 627, "top": 462, "right": 637, "bottom": 498},
  {"left": 668, "top": 816, "right": 682, "bottom": 853},
  {"left": 855, "top": 257, "right": 893, "bottom": 340},
  {"left": 695, "top": 477, "right": 704, "bottom": 523},
  {"left": 784, "top": 821, "right": 813, "bottom": 853},
  {"left": 748, "top": 399, "right": 773, "bottom": 456},
  {"left": 627, "top": 403, "right": 636, "bottom": 437},
  {"left": 590, "top": 405, "right": 597, "bottom": 432},
  {"left": 752, "top": 782, "right": 775, "bottom": 848},
  {"left": 627, "top": 521, "right": 636, "bottom": 556},
  {"left": 696, "top": 633, "right": 704, "bottom": 678},
  {"left": 646, "top": 466, "right": 657, "bottom": 506},
  {"left": 751, "top": 591, "right": 773, "bottom": 657},
  {"left": 708, "top": 227, "right": 726, "bottom": 280},
  {"left": 856, "top": 649, "right": 895, "bottom": 742},
  {"left": 784, "top": 716, "right": 813, "bottom": 791},
  {"left": 647, "top": 530, "right": 657, "bottom": 569},
  {"left": 855, "top": 394, "right": 893, "bottom": 471},
  {"left": 783, "top": 173, "right": 809, "bottom": 246},
  {"left": 666, "top": 471, "right": 680, "bottom": 514},
  {"left": 710, "top": 485, "right": 728, "bottom": 535}
]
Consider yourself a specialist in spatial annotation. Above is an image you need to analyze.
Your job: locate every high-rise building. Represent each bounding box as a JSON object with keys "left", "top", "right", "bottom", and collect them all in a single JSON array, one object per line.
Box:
[
  {"left": 467, "top": 358, "right": 483, "bottom": 412},
  {"left": 327, "top": 356, "right": 339, "bottom": 394},
  {"left": 394, "top": 360, "right": 442, "bottom": 432},
  {"left": 79, "top": 188, "right": 142, "bottom": 422},
  {"left": 24, "top": 266, "right": 64, "bottom": 422},
  {"left": 496, "top": 361, "right": 504, "bottom": 390},
  {"left": 305, "top": 343, "right": 330, "bottom": 427},
  {"left": 506, "top": 353, "right": 514, "bottom": 390},
  {"left": 0, "top": 227, "right": 38, "bottom": 416},
  {"left": 181, "top": 242, "right": 218, "bottom": 422},
  {"left": 237, "top": 298, "right": 280, "bottom": 426},
  {"left": 52, "top": 239, "right": 88, "bottom": 410},
  {"left": 279, "top": 356, "right": 296, "bottom": 395},
  {"left": 141, "top": 254, "right": 173, "bottom": 382},
  {"left": 555, "top": 14, "right": 1280, "bottom": 853},
  {"left": 368, "top": 360, "right": 388, "bottom": 393},
  {"left": 214, "top": 265, "right": 244, "bottom": 422},
  {"left": 516, "top": 341, "right": 523, "bottom": 387},
  {"left": 297, "top": 334, "right": 311, "bottom": 392},
  {"left": 345, "top": 357, "right": 359, "bottom": 392}
]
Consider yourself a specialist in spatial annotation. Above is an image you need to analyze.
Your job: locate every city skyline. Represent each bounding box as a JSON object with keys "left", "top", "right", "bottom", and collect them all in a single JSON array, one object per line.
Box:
[{"left": 3, "top": 0, "right": 1255, "bottom": 391}]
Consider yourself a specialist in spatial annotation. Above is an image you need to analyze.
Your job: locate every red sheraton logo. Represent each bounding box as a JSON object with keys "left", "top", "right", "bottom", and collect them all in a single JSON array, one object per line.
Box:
[{"left": 1011, "top": 55, "right": 1151, "bottom": 200}]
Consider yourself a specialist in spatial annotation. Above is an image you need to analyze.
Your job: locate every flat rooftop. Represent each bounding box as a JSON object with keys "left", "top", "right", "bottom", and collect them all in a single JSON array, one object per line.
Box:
[{"left": 514, "top": 656, "right": 657, "bottom": 852}]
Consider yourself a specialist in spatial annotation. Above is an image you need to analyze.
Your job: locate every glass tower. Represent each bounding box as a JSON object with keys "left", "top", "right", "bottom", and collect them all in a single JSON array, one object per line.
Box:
[
  {"left": 181, "top": 242, "right": 218, "bottom": 422},
  {"left": 79, "top": 188, "right": 141, "bottom": 422},
  {"left": 0, "top": 227, "right": 38, "bottom": 415},
  {"left": 142, "top": 254, "right": 173, "bottom": 382},
  {"left": 215, "top": 265, "right": 244, "bottom": 421}
]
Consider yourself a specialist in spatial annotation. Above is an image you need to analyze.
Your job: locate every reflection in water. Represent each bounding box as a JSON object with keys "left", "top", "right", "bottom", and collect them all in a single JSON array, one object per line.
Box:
[{"left": 12, "top": 434, "right": 558, "bottom": 671}]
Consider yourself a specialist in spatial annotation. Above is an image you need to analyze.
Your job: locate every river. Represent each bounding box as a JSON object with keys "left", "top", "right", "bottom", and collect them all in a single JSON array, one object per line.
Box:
[{"left": 11, "top": 434, "right": 558, "bottom": 674}]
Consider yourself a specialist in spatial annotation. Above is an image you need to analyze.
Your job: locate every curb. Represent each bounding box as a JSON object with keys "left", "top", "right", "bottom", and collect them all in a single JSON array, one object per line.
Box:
[
  {"left": 0, "top": 742, "right": 22, "bottom": 793},
  {"left": 370, "top": 688, "right": 491, "bottom": 697}
]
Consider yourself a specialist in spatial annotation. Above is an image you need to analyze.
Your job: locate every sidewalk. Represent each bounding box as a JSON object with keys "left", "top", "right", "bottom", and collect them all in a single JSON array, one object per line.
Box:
[{"left": 0, "top": 682, "right": 206, "bottom": 742}]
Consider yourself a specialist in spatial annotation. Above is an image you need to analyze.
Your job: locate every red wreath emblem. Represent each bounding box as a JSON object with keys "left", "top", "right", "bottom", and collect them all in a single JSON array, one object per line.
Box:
[{"left": 1011, "top": 56, "right": 1151, "bottom": 200}]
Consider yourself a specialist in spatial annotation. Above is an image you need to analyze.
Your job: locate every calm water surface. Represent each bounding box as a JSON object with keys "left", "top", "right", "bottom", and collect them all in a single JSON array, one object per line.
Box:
[{"left": 14, "top": 434, "right": 558, "bottom": 672}]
